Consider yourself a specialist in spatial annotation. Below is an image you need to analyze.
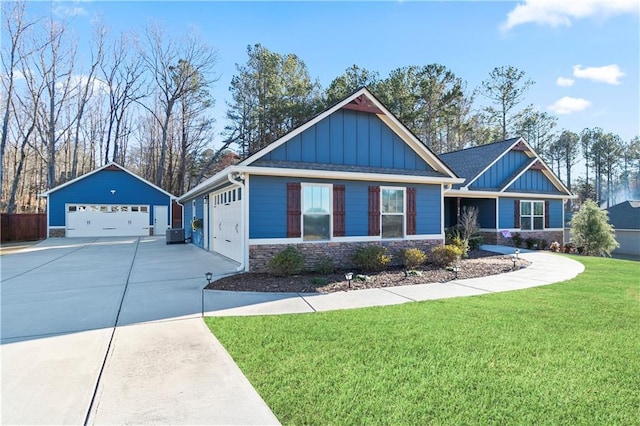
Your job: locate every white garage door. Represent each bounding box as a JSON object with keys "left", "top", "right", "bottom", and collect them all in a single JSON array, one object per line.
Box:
[
  {"left": 66, "top": 204, "right": 150, "bottom": 237},
  {"left": 211, "top": 188, "right": 243, "bottom": 263}
]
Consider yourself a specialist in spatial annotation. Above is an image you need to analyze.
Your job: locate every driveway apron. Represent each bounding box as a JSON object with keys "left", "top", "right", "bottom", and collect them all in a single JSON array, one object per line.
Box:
[{"left": 1, "top": 237, "right": 279, "bottom": 425}]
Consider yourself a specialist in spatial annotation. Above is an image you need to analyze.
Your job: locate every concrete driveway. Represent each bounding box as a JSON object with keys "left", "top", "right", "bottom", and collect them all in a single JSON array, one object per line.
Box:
[{"left": 1, "top": 237, "right": 279, "bottom": 425}]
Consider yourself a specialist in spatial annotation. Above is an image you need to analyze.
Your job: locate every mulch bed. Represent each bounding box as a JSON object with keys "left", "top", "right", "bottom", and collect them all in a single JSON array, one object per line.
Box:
[{"left": 206, "top": 249, "right": 531, "bottom": 293}]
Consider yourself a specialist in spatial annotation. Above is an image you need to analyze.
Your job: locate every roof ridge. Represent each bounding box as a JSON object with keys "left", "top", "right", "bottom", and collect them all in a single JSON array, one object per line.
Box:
[{"left": 440, "top": 137, "right": 520, "bottom": 156}]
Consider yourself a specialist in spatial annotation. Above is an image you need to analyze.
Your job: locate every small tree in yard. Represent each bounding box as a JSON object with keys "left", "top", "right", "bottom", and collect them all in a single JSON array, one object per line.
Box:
[
  {"left": 570, "top": 200, "right": 619, "bottom": 256},
  {"left": 459, "top": 206, "right": 480, "bottom": 242}
]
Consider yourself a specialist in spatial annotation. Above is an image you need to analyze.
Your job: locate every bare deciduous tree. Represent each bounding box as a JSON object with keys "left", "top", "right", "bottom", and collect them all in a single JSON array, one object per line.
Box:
[{"left": 140, "top": 24, "right": 218, "bottom": 187}]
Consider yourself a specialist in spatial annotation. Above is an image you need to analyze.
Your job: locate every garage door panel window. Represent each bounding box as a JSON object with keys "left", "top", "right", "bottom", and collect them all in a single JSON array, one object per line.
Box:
[
  {"left": 520, "top": 200, "right": 544, "bottom": 230},
  {"left": 302, "top": 184, "right": 331, "bottom": 241},
  {"left": 381, "top": 187, "right": 405, "bottom": 238}
]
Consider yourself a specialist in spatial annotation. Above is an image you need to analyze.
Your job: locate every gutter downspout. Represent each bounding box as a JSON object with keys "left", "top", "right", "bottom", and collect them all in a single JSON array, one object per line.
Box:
[{"left": 227, "top": 171, "right": 246, "bottom": 272}]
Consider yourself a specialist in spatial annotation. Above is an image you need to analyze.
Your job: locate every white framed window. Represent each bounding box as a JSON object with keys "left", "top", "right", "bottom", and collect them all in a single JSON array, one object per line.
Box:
[
  {"left": 520, "top": 200, "right": 544, "bottom": 230},
  {"left": 381, "top": 187, "right": 405, "bottom": 238},
  {"left": 302, "top": 183, "right": 332, "bottom": 241}
]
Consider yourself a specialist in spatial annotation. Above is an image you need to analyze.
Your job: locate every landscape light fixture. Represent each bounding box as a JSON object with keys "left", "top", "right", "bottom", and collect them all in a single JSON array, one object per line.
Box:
[
  {"left": 345, "top": 272, "right": 353, "bottom": 289},
  {"left": 205, "top": 272, "right": 213, "bottom": 285},
  {"left": 453, "top": 265, "right": 460, "bottom": 280},
  {"left": 515, "top": 249, "right": 520, "bottom": 259},
  {"left": 511, "top": 254, "right": 517, "bottom": 269}
]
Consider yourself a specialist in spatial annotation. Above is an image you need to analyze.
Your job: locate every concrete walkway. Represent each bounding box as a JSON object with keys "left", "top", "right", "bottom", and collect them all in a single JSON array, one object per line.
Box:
[{"left": 204, "top": 245, "right": 585, "bottom": 317}]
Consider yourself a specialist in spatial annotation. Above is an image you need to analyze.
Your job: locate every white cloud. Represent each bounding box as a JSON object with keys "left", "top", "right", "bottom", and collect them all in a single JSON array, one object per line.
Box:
[
  {"left": 53, "top": 4, "right": 88, "bottom": 18},
  {"left": 547, "top": 96, "right": 591, "bottom": 114},
  {"left": 501, "top": 0, "right": 639, "bottom": 31},
  {"left": 572, "top": 64, "right": 625, "bottom": 85},
  {"left": 556, "top": 77, "right": 575, "bottom": 87}
]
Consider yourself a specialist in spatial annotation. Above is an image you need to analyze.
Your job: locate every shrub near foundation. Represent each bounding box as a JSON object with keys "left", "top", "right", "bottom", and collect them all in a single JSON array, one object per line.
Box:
[
  {"left": 314, "top": 256, "right": 336, "bottom": 275},
  {"left": 402, "top": 248, "right": 427, "bottom": 269},
  {"left": 430, "top": 245, "right": 463, "bottom": 267},
  {"left": 268, "top": 247, "right": 304, "bottom": 277},
  {"left": 352, "top": 246, "right": 392, "bottom": 272}
]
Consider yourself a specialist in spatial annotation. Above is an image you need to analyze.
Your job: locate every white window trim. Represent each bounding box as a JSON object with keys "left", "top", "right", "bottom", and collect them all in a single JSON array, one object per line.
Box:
[
  {"left": 301, "top": 182, "right": 333, "bottom": 242},
  {"left": 192, "top": 200, "right": 196, "bottom": 219},
  {"left": 520, "top": 200, "right": 545, "bottom": 231},
  {"left": 380, "top": 186, "right": 406, "bottom": 239}
]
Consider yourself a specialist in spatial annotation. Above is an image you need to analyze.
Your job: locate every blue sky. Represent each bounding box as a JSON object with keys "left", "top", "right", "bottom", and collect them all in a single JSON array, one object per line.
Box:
[{"left": 25, "top": 0, "right": 640, "bottom": 144}]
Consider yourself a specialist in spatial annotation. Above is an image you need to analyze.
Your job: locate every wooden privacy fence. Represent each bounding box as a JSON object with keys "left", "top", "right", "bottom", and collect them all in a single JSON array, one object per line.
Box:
[{"left": 1, "top": 213, "right": 47, "bottom": 243}]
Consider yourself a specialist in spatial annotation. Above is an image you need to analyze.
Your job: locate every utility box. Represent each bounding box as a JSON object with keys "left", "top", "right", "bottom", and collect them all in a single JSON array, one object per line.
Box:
[{"left": 166, "top": 228, "right": 185, "bottom": 244}]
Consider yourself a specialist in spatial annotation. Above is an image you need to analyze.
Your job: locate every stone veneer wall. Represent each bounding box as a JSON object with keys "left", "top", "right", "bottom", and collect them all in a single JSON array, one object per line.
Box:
[
  {"left": 249, "top": 239, "right": 443, "bottom": 273},
  {"left": 49, "top": 228, "right": 65, "bottom": 238}
]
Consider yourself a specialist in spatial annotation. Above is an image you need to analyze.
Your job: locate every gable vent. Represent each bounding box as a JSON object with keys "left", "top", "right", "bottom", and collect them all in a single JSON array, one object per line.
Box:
[
  {"left": 342, "top": 94, "right": 383, "bottom": 114},
  {"left": 530, "top": 160, "right": 546, "bottom": 171}
]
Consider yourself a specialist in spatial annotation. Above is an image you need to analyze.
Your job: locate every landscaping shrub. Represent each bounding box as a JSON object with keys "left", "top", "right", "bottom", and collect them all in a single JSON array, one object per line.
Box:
[
  {"left": 450, "top": 234, "right": 469, "bottom": 257},
  {"left": 309, "top": 277, "right": 328, "bottom": 286},
  {"left": 563, "top": 242, "right": 575, "bottom": 253},
  {"left": 430, "top": 245, "right": 463, "bottom": 267},
  {"left": 352, "top": 246, "right": 392, "bottom": 272},
  {"left": 550, "top": 241, "right": 561, "bottom": 252},
  {"left": 402, "top": 248, "right": 427, "bottom": 269},
  {"left": 468, "top": 235, "right": 484, "bottom": 251},
  {"left": 314, "top": 257, "right": 336, "bottom": 275},
  {"left": 512, "top": 232, "right": 523, "bottom": 248},
  {"left": 525, "top": 237, "right": 537, "bottom": 249},
  {"left": 268, "top": 247, "right": 304, "bottom": 277},
  {"left": 538, "top": 238, "right": 548, "bottom": 250}
]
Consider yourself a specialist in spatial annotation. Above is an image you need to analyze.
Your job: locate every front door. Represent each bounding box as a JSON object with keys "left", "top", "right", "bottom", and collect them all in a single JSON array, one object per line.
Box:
[{"left": 153, "top": 206, "right": 168, "bottom": 236}]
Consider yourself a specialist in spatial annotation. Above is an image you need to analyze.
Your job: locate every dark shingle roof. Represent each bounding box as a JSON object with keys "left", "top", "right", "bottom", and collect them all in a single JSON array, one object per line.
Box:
[
  {"left": 606, "top": 201, "right": 640, "bottom": 229},
  {"left": 438, "top": 137, "right": 520, "bottom": 186},
  {"left": 251, "top": 160, "right": 449, "bottom": 179}
]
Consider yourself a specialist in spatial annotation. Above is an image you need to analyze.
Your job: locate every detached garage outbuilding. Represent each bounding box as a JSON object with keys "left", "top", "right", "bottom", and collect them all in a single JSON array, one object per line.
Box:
[{"left": 40, "top": 162, "right": 176, "bottom": 238}]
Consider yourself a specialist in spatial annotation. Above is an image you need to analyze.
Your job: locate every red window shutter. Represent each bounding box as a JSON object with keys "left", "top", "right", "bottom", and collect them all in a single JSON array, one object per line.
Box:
[
  {"left": 514, "top": 200, "right": 520, "bottom": 228},
  {"left": 368, "top": 186, "right": 380, "bottom": 236},
  {"left": 287, "top": 183, "right": 301, "bottom": 238},
  {"left": 544, "top": 200, "right": 550, "bottom": 228},
  {"left": 407, "top": 187, "right": 417, "bottom": 235},
  {"left": 333, "top": 185, "right": 345, "bottom": 237}
]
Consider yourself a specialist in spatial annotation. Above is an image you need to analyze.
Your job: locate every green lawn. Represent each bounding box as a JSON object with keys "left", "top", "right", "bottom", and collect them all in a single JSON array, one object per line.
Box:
[{"left": 205, "top": 256, "right": 640, "bottom": 425}]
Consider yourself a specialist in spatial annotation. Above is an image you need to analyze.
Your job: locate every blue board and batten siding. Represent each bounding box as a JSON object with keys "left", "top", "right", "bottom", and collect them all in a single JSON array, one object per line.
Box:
[
  {"left": 249, "top": 175, "right": 441, "bottom": 239},
  {"left": 48, "top": 169, "right": 171, "bottom": 226},
  {"left": 506, "top": 170, "right": 563, "bottom": 194},
  {"left": 469, "top": 151, "right": 530, "bottom": 190},
  {"left": 498, "top": 198, "right": 563, "bottom": 229},
  {"left": 263, "top": 110, "right": 434, "bottom": 172}
]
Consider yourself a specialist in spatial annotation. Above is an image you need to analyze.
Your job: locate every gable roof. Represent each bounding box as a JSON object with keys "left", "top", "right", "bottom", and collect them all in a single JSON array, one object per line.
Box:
[
  {"left": 439, "top": 137, "right": 572, "bottom": 196},
  {"left": 606, "top": 200, "right": 640, "bottom": 229},
  {"left": 438, "top": 137, "right": 520, "bottom": 187},
  {"left": 240, "top": 87, "right": 458, "bottom": 179},
  {"left": 180, "top": 88, "right": 464, "bottom": 202},
  {"left": 39, "top": 162, "right": 176, "bottom": 198}
]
